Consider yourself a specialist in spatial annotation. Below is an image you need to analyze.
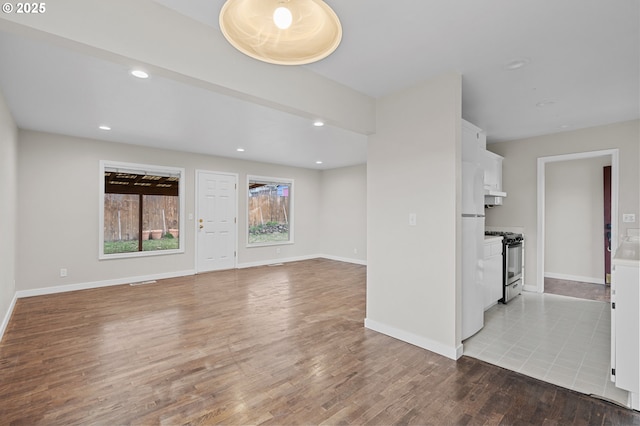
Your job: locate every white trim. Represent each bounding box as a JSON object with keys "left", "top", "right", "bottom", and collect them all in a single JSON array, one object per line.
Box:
[
  {"left": 98, "top": 248, "right": 184, "bottom": 260},
  {"left": 246, "top": 174, "right": 294, "bottom": 247},
  {"left": 194, "top": 170, "right": 239, "bottom": 273},
  {"left": 536, "top": 149, "right": 619, "bottom": 293},
  {"left": 544, "top": 272, "right": 605, "bottom": 285},
  {"left": 12, "top": 256, "right": 363, "bottom": 301},
  {"left": 364, "top": 318, "right": 462, "bottom": 360},
  {"left": 0, "top": 292, "right": 17, "bottom": 343},
  {"left": 99, "top": 160, "right": 186, "bottom": 260},
  {"left": 15, "top": 270, "right": 195, "bottom": 298},
  {"left": 319, "top": 254, "right": 367, "bottom": 266},
  {"left": 245, "top": 241, "right": 295, "bottom": 249}
]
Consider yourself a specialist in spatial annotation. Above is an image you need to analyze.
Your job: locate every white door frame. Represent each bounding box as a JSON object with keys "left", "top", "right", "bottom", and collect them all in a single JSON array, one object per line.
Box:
[
  {"left": 194, "top": 170, "right": 239, "bottom": 273},
  {"left": 536, "top": 149, "right": 619, "bottom": 293}
]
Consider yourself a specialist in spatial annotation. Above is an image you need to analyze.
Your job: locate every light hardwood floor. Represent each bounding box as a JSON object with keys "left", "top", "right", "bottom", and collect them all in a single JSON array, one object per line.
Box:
[
  {"left": 544, "top": 277, "right": 611, "bottom": 302},
  {"left": 1, "top": 259, "right": 639, "bottom": 425}
]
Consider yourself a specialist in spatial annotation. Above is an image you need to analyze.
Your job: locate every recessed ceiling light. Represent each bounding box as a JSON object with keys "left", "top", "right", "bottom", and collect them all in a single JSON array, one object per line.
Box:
[
  {"left": 559, "top": 124, "right": 571, "bottom": 129},
  {"left": 130, "top": 69, "right": 149, "bottom": 79},
  {"left": 505, "top": 58, "right": 530, "bottom": 70},
  {"left": 236, "top": 148, "right": 245, "bottom": 152},
  {"left": 99, "top": 125, "right": 111, "bottom": 131},
  {"left": 315, "top": 161, "right": 323, "bottom": 164},
  {"left": 313, "top": 120, "right": 325, "bottom": 127},
  {"left": 536, "top": 100, "right": 556, "bottom": 108}
]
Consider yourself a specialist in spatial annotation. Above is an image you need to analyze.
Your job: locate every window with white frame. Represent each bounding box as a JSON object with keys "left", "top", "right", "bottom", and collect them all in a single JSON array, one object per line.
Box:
[
  {"left": 100, "top": 161, "right": 185, "bottom": 259},
  {"left": 247, "top": 175, "right": 293, "bottom": 246}
]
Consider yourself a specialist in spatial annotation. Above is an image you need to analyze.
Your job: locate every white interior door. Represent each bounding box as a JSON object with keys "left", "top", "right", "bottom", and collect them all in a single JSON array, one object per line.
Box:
[{"left": 196, "top": 171, "right": 237, "bottom": 273}]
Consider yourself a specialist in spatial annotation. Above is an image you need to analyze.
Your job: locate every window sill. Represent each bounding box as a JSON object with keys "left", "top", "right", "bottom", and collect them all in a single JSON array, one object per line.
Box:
[
  {"left": 246, "top": 241, "right": 295, "bottom": 249},
  {"left": 99, "top": 248, "right": 184, "bottom": 260}
]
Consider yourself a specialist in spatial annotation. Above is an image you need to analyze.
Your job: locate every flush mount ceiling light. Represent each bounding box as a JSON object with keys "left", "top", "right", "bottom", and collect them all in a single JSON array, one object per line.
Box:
[
  {"left": 219, "top": 0, "right": 342, "bottom": 65},
  {"left": 536, "top": 100, "right": 557, "bottom": 108},
  {"left": 130, "top": 69, "right": 149, "bottom": 79},
  {"left": 504, "top": 58, "right": 530, "bottom": 70}
]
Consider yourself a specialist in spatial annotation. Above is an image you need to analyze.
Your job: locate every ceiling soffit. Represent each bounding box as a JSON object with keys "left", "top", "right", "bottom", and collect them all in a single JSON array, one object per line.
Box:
[{"left": 0, "top": 0, "right": 376, "bottom": 136}]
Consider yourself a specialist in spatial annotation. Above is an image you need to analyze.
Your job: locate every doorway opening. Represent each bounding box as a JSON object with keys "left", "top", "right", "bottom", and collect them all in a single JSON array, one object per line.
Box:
[
  {"left": 536, "top": 149, "right": 619, "bottom": 294},
  {"left": 542, "top": 156, "right": 613, "bottom": 302}
]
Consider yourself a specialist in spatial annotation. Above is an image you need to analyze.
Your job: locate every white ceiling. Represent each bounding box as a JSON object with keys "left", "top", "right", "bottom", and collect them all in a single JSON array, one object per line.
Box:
[{"left": 0, "top": 0, "right": 638, "bottom": 170}]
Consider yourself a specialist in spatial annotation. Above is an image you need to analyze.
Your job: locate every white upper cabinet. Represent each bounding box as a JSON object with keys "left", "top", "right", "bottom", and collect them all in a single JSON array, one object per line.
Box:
[
  {"left": 483, "top": 151, "right": 504, "bottom": 192},
  {"left": 483, "top": 150, "right": 506, "bottom": 206},
  {"left": 462, "top": 119, "right": 506, "bottom": 206}
]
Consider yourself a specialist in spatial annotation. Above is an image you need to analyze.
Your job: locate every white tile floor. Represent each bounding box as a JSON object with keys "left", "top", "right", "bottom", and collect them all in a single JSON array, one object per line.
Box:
[{"left": 463, "top": 291, "right": 630, "bottom": 407}]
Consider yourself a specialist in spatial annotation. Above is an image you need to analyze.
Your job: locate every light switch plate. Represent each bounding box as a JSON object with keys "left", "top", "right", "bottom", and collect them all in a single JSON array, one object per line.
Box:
[{"left": 409, "top": 213, "right": 417, "bottom": 226}]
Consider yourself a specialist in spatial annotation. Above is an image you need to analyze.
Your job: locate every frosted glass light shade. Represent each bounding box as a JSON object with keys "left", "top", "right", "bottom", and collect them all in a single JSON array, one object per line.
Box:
[{"left": 219, "top": 0, "right": 342, "bottom": 65}]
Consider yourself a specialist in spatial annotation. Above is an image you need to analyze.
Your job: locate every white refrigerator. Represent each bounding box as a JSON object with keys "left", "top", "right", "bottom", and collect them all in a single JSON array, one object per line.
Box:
[{"left": 461, "top": 122, "right": 485, "bottom": 340}]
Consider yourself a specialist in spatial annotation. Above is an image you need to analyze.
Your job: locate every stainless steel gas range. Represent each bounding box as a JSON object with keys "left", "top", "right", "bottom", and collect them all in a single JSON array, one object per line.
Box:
[{"left": 485, "top": 231, "right": 524, "bottom": 303}]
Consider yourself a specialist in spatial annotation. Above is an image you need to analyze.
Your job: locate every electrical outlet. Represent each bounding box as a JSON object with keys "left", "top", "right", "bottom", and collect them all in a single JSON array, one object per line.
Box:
[
  {"left": 60, "top": 268, "right": 68, "bottom": 277},
  {"left": 276, "top": 248, "right": 281, "bottom": 254},
  {"left": 623, "top": 214, "right": 636, "bottom": 223},
  {"left": 354, "top": 248, "right": 358, "bottom": 254}
]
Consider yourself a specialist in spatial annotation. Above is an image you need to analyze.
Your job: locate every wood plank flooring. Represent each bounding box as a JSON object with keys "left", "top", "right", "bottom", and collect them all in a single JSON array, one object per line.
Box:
[
  {"left": 1, "top": 259, "right": 638, "bottom": 425},
  {"left": 544, "top": 277, "right": 611, "bottom": 302}
]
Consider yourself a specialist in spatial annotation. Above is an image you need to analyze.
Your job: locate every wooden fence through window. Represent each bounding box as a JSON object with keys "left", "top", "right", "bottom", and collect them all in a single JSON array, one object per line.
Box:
[
  {"left": 104, "top": 194, "right": 179, "bottom": 242},
  {"left": 248, "top": 188, "right": 289, "bottom": 227}
]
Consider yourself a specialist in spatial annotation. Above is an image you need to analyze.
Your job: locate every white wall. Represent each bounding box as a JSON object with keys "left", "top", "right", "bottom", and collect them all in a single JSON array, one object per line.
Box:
[
  {"left": 0, "top": 90, "right": 18, "bottom": 339},
  {"left": 319, "top": 164, "right": 367, "bottom": 264},
  {"left": 366, "top": 73, "right": 462, "bottom": 359},
  {"left": 545, "top": 156, "right": 611, "bottom": 283},
  {"left": 486, "top": 120, "right": 640, "bottom": 290},
  {"left": 16, "top": 130, "right": 325, "bottom": 292}
]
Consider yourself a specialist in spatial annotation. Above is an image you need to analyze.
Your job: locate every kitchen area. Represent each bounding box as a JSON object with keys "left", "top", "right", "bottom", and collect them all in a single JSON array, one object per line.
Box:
[
  {"left": 461, "top": 119, "right": 640, "bottom": 410},
  {"left": 461, "top": 119, "right": 524, "bottom": 341}
]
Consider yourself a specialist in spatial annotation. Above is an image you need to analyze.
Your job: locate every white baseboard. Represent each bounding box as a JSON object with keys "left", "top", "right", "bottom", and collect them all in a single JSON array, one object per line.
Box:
[
  {"left": 14, "top": 255, "right": 365, "bottom": 300},
  {"left": 544, "top": 272, "right": 605, "bottom": 285},
  {"left": 364, "top": 318, "right": 461, "bottom": 360},
  {"left": 15, "top": 269, "right": 196, "bottom": 299},
  {"left": 319, "top": 254, "right": 367, "bottom": 266},
  {"left": 0, "top": 292, "right": 17, "bottom": 343},
  {"left": 8, "top": 255, "right": 364, "bottom": 338}
]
